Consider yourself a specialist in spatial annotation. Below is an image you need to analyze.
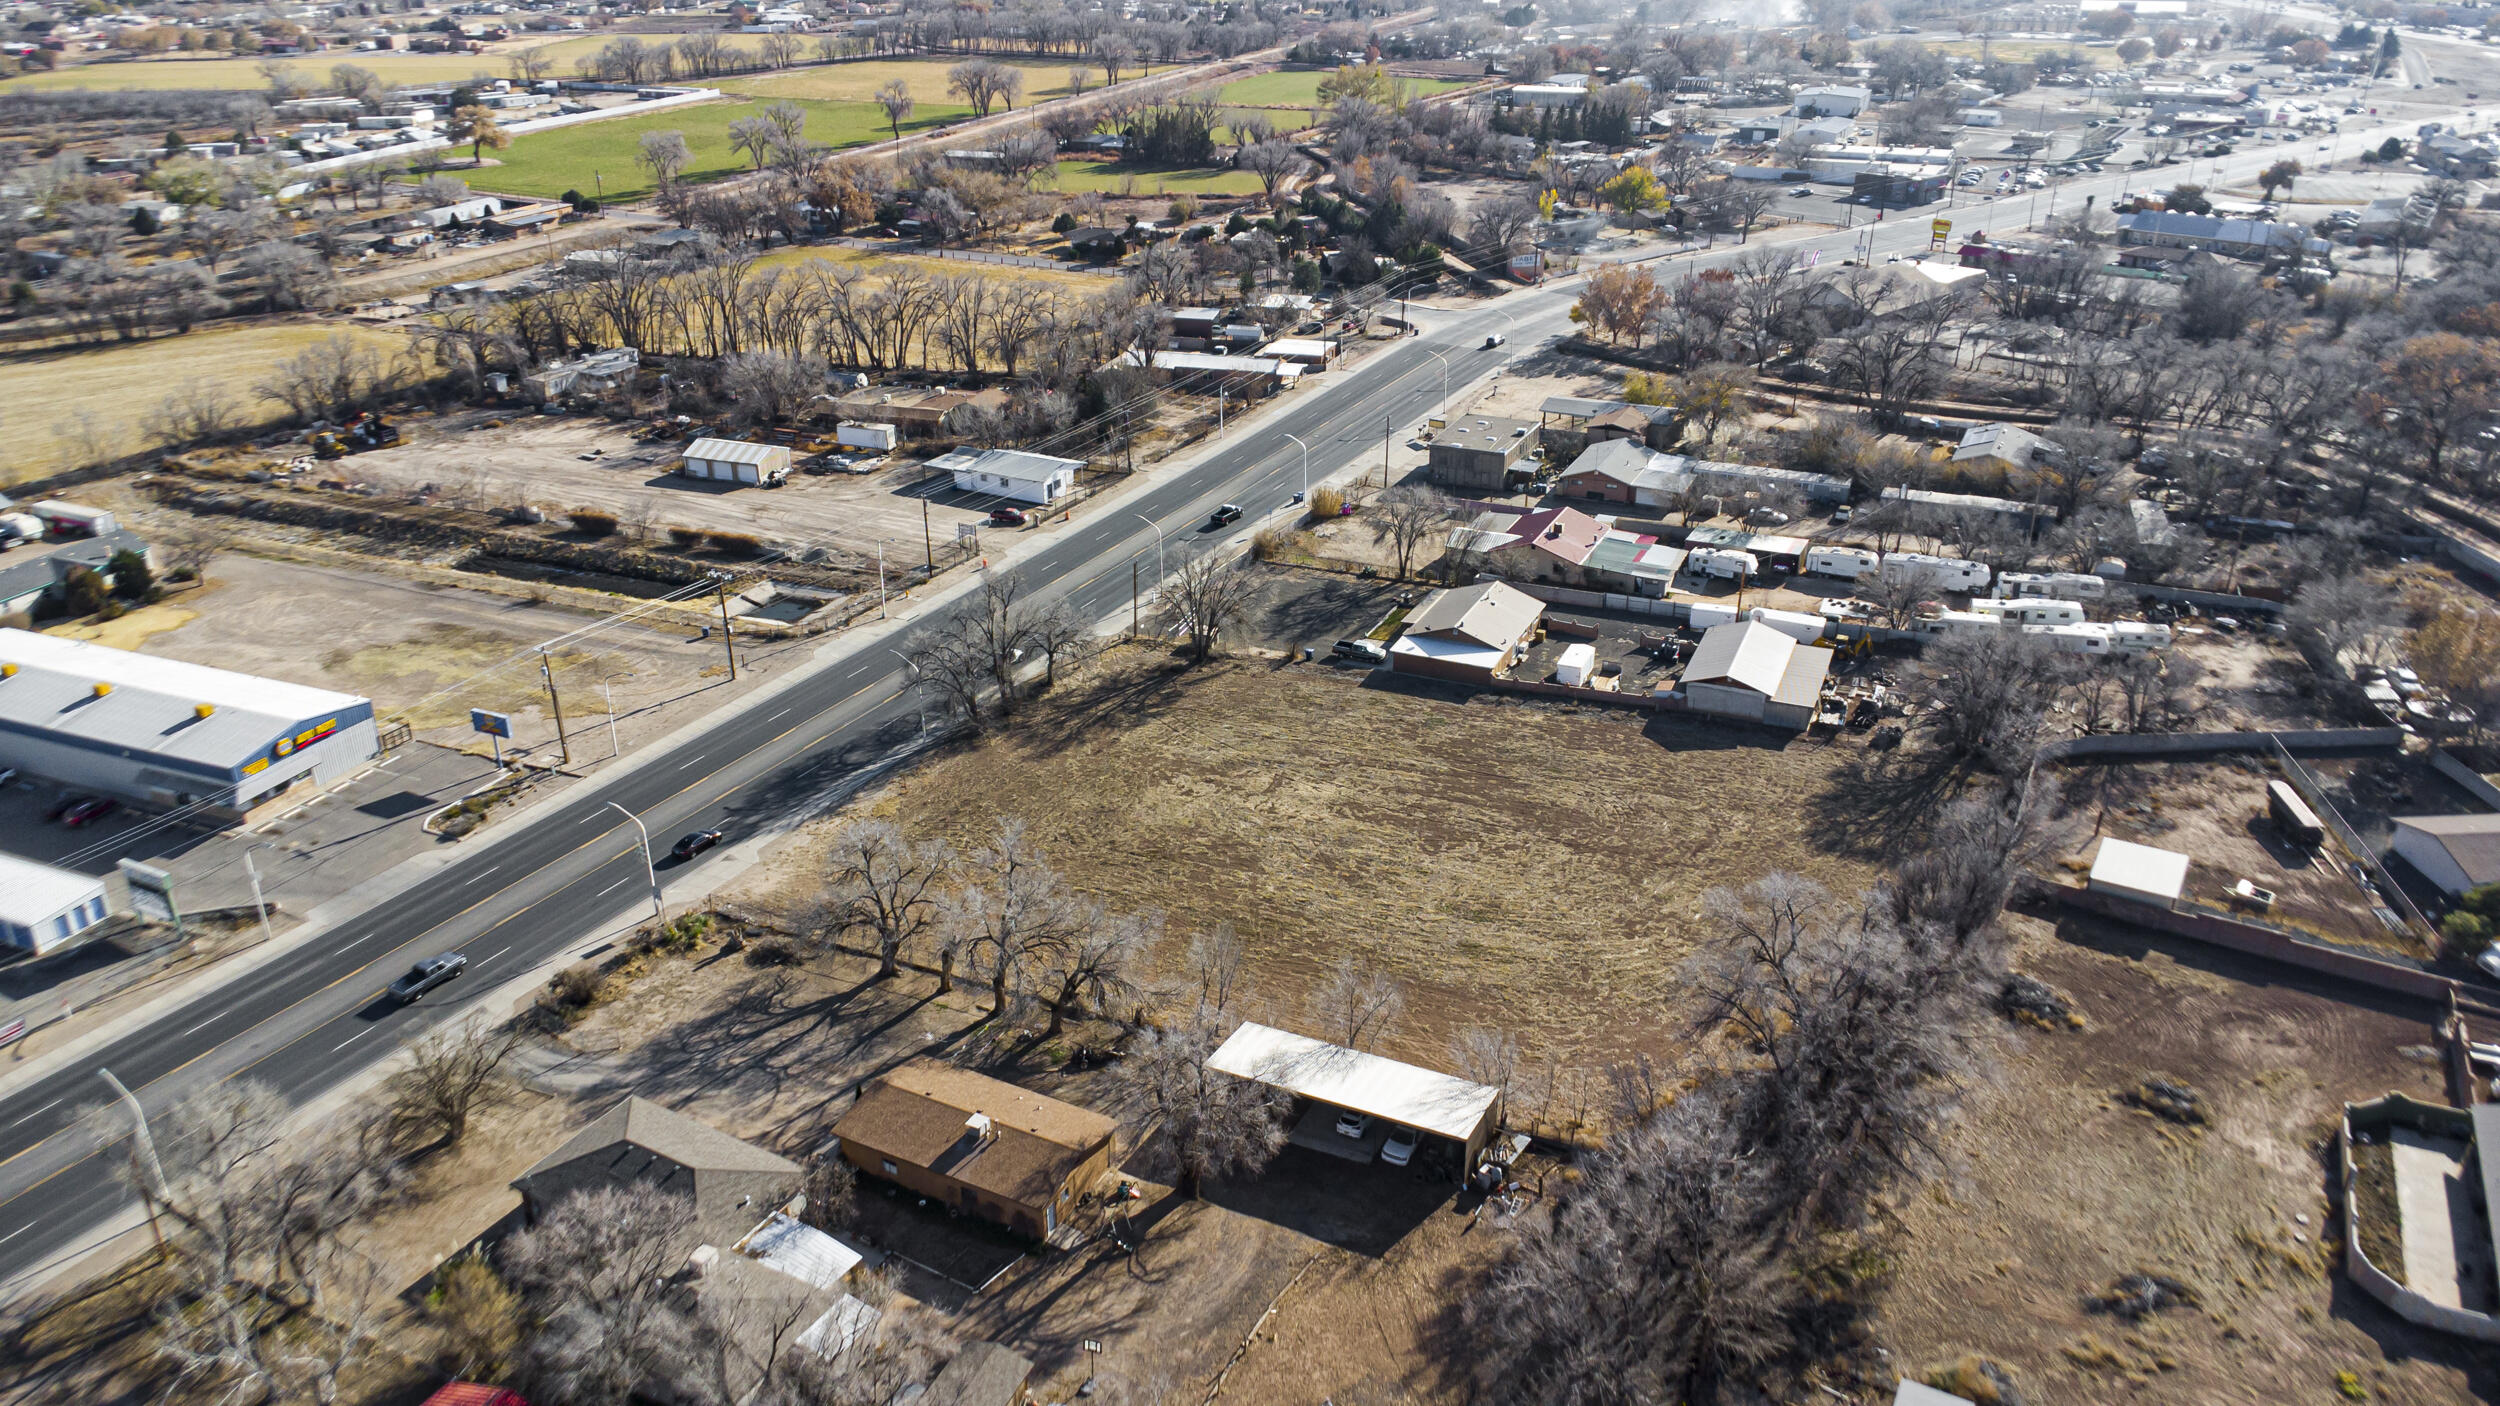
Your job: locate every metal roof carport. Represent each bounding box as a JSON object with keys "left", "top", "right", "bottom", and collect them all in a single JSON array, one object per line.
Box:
[{"left": 1207, "top": 1022, "right": 1503, "bottom": 1181}]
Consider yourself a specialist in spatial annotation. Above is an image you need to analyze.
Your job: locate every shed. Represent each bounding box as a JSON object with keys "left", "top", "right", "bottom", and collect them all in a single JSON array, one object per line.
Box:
[
  {"left": 2389, "top": 814, "right": 2500, "bottom": 898},
  {"left": 2086, "top": 837, "right": 2191, "bottom": 906},
  {"left": 1206, "top": 1021, "right": 1504, "bottom": 1179},
  {"left": 1261, "top": 337, "right": 1339, "bottom": 367},
  {"left": 1676, "top": 619, "right": 1830, "bottom": 728},
  {"left": 681, "top": 437, "right": 791, "bottom": 486},
  {"left": 1553, "top": 642, "right": 1598, "bottom": 686},
  {"left": 0, "top": 853, "right": 111, "bottom": 955}
]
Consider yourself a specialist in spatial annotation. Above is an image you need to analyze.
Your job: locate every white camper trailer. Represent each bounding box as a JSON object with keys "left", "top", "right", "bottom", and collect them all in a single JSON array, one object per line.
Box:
[
  {"left": 1803, "top": 546, "right": 1881, "bottom": 580},
  {"left": 2111, "top": 620, "right": 2174, "bottom": 653},
  {"left": 1746, "top": 607, "right": 1827, "bottom": 644},
  {"left": 1879, "top": 552, "right": 1990, "bottom": 593},
  {"left": 1688, "top": 549, "right": 1761, "bottom": 581},
  {"left": 1969, "top": 597, "right": 2087, "bottom": 626},
  {"left": 2025, "top": 623, "right": 2116, "bottom": 654},
  {"left": 1916, "top": 609, "right": 2002, "bottom": 637},
  {"left": 1992, "top": 570, "right": 2107, "bottom": 602}
]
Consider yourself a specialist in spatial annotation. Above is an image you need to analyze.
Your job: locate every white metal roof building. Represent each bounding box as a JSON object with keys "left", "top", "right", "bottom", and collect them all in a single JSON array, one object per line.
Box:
[
  {"left": 930, "top": 447, "right": 1087, "bottom": 506},
  {"left": 2390, "top": 814, "right": 2500, "bottom": 898},
  {"left": 2087, "top": 837, "right": 2190, "bottom": 906},
  {"left": 0, "top": 852, "right": 110, "bottom": 956},
  {"left": 0, "top": 629, "right": 378, "bottom": 818},
  {"left": 681, "top": 437, "right": 792, "bottom": 486},
  {"left": 1207, "top": 1021, "right": 1504, "bottom": 1178},
  {"left": 1675, "top": 619, "right": 1831, "bottom": 729}
]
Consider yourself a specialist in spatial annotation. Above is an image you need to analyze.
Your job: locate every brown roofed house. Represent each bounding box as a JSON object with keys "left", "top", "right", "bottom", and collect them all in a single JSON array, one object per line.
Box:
[
  {"left": 512, "top": 1096, "right": 803, "bottom": 1248},
  {"left": 829, "top": 1061, "right": 1117, "bottom": 1240}
]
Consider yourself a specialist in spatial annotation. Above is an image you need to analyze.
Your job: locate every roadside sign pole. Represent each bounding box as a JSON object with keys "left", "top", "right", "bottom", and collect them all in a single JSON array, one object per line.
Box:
[
  {"left": 539, "top": 650, "right": 571, "bottom": 765},
  {"left": 97, "top": 1068, "right": 167, "bottom": 1251},
  {"left": 922, "top": 495, "right": 934, "bottom": 574},
  {"left": 243, "top": 844, "right": 276, "bottom": 947},
  {"left": 714, "top": 577, "right": 737, "bottom": 680}
]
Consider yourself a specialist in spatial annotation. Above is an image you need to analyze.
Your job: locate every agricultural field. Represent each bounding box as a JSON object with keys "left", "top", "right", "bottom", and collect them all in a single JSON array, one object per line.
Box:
[
  {"left": 0, "top": 322, "right": 409, "bottom": 485},
  {"left": 796, "top": 648, "right": 1887, "bottom": 1064},
  {"left": 1044, "top": 158, "right": 1261, "bottom": 195},
  {"left": 1216, "top": 67, "right": 1472, "bottom": 108},
  {"left": 719, "top": 56, "right": 1089, "bottom": 106},
  {"left": 479, "top": 94, "right": 961, "bottom": 202}
]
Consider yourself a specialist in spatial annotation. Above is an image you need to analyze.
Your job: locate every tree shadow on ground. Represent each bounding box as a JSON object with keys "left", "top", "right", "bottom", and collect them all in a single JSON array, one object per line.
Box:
[
  {"left": 1804, "top": 744, "right": 1981, "bottom": 862},
  {"left": 1009, "top": 655, "right": 1208, "bottom": 761}
]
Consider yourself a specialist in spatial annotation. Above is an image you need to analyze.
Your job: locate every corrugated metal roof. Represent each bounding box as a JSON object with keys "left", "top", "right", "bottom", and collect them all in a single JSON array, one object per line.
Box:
[
  {"left": 0, "top": 853, "right": 106, "bottom": 927},
  {"left": 736, "top": 1210, "right": 864, "bottom": 1289},
  {"left": 1683, "top": 620, "right": 1828, "bottom": 708},
  {"left": 1207, "top": 1021, "right": 1500, "bottom": 1142},
  {"left": 685, "top": 438, "right": 787, "bottom": 466},
  {"left": 940, "top": 447, "right": 1086, "bottom": 485},
  {"left": 0, "top": 629, "right": 368, "bottom": 776}
]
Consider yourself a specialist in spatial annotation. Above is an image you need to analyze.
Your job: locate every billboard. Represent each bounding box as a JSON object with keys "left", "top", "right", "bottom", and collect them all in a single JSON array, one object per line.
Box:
[
  {"left": 470, "top": 709, "right": 513, "bottom": 738},
  {"left": 119, "top": 859, "right": 180, "bottom": 927}
]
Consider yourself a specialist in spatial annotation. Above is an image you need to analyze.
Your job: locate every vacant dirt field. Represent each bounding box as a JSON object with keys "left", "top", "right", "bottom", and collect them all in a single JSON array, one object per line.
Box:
[
  {"left": 774, "top": 648, "right": 1892, "bottom": 1067},
  {"left": 1878, "top": 908, "right": 2487, "bottom": 1405}
]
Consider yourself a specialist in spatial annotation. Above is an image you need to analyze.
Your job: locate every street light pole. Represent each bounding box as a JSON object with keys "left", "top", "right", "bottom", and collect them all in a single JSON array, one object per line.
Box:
[
  {"left": 876, "top": 539, "right": 889, "bottom": 619},
  {"left": 603, "top": 801, "right": 661, "bottom": 918},
  {"left": 889, "top": 650, "right": 927, "bottom": 736},
  {"left": 1426, "top": 349, "right": 1451, "bottom": 420},
  {"left": 1282, "top": 431, "right": 1310, "bottom": 501},
  {"left": 1131, "top": 512, "right": 1165, "bottom": 581},
  {"left": 96, "top": 1068, "right": 166, "bottom": 1250},
  {"left": 601, "top": 678, "right": 621, "bottom": 758},
  {"left": 538, "top": 649, "right": 571, "bottom": 766}
]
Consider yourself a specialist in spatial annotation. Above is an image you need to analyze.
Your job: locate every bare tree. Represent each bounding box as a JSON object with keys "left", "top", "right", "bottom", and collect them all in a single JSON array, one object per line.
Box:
[
  {"left": 1042, "top": 909, "right": 1150, "bottom": 1036},
  {"left": 505, "top": 1184, "right": 696, "bottom": 1405},
  {"left": 1156, "top": 552, "right": 1263, "bottom": 663},
  {"left": 817, "top": 820, "right": 955, "bottom": 979},
  {"left": 1178, "top": 924, "right": 1249, "bottom": 1014},
  {"left": 942, "top": 818, "right": 1092, "bottom": 1017},
  {"left": 1451, "top": 1025, "right": 1522, "bottom": 1098},
  {"left": 1309, "top": 956, "right": 1404, "bottom": 1051},
  {"left": 2285, "top": 569, "right": 2398, "bottom": 677},
  {"left": 386, "top": 1016, "right": 523, "bottom": 1151},
  {"left": 1237, "top": 139, "right": 1307, "bottom": 206},
  {"left": 913, "top": 571, "right": 1040, "bottom": 725},
  {"left": 1116, "top": 1006, "right": 1288, "bottom": 1197},
  {"left": 1370, "top": 484, "right": 1455, "bottom": 581},
  {"left": 1919, "top": 628, "right": 2062, "bottom": 770}
]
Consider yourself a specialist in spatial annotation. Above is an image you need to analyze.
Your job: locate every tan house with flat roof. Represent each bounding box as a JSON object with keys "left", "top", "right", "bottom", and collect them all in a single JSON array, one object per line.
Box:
[{"left": 829, "top": 1061, "right": 1117, "bottom": 1240}]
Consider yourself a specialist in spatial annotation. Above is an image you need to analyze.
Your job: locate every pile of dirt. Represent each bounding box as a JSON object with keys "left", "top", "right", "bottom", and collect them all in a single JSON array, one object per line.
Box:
[
  {"left": 2084, "top": 1271, "right": 2199, "bottom": 1320},
  {"left": 2121, "top": 1077, "right": 2208, "bottom": 1126},
  {"left": 1921, "top": 1355, "right": 2026, "bottom": 1406},
  {"left": 1996, "top": 973, "right": 2082, "bottom": 1029}
]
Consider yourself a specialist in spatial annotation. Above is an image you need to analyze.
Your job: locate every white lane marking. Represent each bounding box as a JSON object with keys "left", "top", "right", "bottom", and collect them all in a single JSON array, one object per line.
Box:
[
  {"left": 769, "top": 708, "right": 793, "bottom": 721},
  {"left": 0, "top": 1224, "right": 28, "bottom": 1245},
  {"left": 460, "top": 867, "right": 500, "bottom": 887},
  {"left": 677, "top": 756, "right": 703, "bottom": 770},
  {"left": 475, "top": 946, "right": 509, "bottom": 969},
  {"left": 182, "top": 1012, "right": 224, "bottom": 1037},
  {"left": 6, "top": 1098, "right": 63, "bottom": 1130},
  {"left": 598, "top": 877, "right": 632, "bottom": 896},
  {"left": 333, "top": 1028, "right": 375, "bottom": 1052}
]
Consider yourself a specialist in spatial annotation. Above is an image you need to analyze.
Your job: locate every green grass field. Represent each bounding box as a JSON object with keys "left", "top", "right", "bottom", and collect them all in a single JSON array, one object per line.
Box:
[
  {"left": 1215, "top": 68, "right": 1471, "bottom": 107},
  {"left": 1043, "top": 159, "right": 1260, "bottom": 195},
  {"left": 1217, "top": 105, "right": 1317, "bottom": 141},
  {"left": 479, "top": 95, "right": 969, "bottom": 202},
  {"left": 720, "top": 57, "right": 1084, "bottom": 105}
]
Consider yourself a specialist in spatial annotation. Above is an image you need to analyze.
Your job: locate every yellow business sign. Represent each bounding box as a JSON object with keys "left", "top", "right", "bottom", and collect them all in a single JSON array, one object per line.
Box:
[{"left": 1931, "top": 218, "right": 1953, "bottom": 238}]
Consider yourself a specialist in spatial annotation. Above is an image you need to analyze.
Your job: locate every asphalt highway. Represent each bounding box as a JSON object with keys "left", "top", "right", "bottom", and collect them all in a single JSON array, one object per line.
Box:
[{"left": 0, "top": 86, "right": 2474, "bottom": 1290}]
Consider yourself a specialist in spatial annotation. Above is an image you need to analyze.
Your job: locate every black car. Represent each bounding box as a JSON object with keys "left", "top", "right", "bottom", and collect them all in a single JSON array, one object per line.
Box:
[
  {"left": 672, "top": 828, "right": 725, "bottom": 860},
  {"left": 387, "top": 952, "right": 467, "bottom": 1003},
  {"left": 988, "top": 507, "right": 1028, "bottom": 526},
  {"left": 1208, "top": 503, "right": 1243, "bottom": 527}
]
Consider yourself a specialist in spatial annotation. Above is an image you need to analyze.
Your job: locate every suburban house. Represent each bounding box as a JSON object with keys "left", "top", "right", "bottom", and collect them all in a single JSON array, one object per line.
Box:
[
  {"left": 1426, "top": 415, "right": 1541, "bottom": 492},
  {"left": 2390, "top": 814, "right": 2500, "bottom": 897},
  {"left": 511, "top": 1096, "right": 803, "bottom": 1247},
  {"left": 932, "top": 447, "right": 1086, "bottom": 506},
  {"left": 832, "top": 385, "right": 1010, "bottom": 435},
  {"left": 1386, "top": 579, "right": 1546, "bottom": 684},
  {"left": 1538, "top": 394, "right": 1682, "bottom": 452},
  {"left": 1952, "top": 422, "right": 2063, "bottom": 480},
  {"left": 1672, "top": 619, "right": 1832, "bottom": 729},
  {"left": 1206, "top": 1021, "right": 1505, "bottom": 1181},
  {"left": 1558, "top": 439, "right": 1849, "bottom": 506},
  {"left": 829, "top": 1060, "right": 1117, "bottom": 1239},
  {"left": 1447, "top": 504, "right": 1610, "bottom": 586}
]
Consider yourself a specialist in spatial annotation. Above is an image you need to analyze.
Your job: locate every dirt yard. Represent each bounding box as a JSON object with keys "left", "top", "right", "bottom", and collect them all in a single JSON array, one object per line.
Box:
[
  {"left": 337, "top": 409, "right": 1007, "bottom": 562},
  {"left": 757, "top": 646, "right": 1895, "bottom": 1071},
  {"left": 1877, "top": 907, "right": 2488, "bottom": 1406}
]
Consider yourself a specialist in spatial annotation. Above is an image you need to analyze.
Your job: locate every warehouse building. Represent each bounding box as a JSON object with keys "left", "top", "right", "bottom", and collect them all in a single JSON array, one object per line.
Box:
[
  {"left": 0, "top": 630, "right": 379, "bottom": 820},
  {"left": 1672, "top": 619, "right": 1831, "bottom": 729},
  {"left": 679, "top": 437, "right": 792, "bottom": 486},
  {"left": 0, "top": 853, "right": 111, "bottom": 955}
]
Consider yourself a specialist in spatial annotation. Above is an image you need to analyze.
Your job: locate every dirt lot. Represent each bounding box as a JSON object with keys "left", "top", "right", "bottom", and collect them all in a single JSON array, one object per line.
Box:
[
  {"left": 2051, "top": 759, "right": 2426, "bottom": 960},
  {"left": 758, "top": 645, "right": 1893, "bottom": 1068},
  {"left": 338, "top": 409, "right": 1011, "bottom": 564},
  {"left": 1877, "top": 908, "right": 2488, "bottom": 1406}
]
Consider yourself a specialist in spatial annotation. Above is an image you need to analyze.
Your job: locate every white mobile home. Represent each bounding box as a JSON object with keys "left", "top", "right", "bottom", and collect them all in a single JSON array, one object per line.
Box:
[
  {"left": 2111, "top": 621, "right": 2173, "bottom": 653},
  {"left": 1880, "top": 552, "right": 1990, "bottom": 593},
  {"left": 2025, "top": 623, "right": 2115, "bottom": 653},
  {"left": 1687, "top": 549, "right": 1760, "bottom": 581},
  {"left": 1969, "top": 597, "right": 2087, "bottom": 626},
  {"left": 1804, "top": 546, "right": 1881, "bottom": 580},
  {"left": 1993, "top": 570, "right": 2107, "bottom": 601},
  {"left": 1746, "top": 607, "right": 1827, "bottom": 644}
]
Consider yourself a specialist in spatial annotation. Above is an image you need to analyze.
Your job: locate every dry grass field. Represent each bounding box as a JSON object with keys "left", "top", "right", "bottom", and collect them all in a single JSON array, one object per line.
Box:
[
  {"left": 784, "top": 648, "right": 1890, "bottom": 1066},
  {"left": 0, "top": 322, "right": 410, "bottom": 485}
]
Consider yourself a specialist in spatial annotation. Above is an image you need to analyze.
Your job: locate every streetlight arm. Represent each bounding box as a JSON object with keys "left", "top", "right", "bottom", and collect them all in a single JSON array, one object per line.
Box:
[{"left": 604, "top": 801, "right": 660, "bottom": 917}]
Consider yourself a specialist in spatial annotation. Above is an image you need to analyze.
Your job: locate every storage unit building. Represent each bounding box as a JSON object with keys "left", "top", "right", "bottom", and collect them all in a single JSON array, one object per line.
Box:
[
  {"left": 1675, "top": 619, "right": 1831, "bottom": 729},
  {"left": 0, "top": 853, "right": 110, "bottom": 955},
  {"left": 931, "top": 447, "right": 1085, "bottom": 506},
  {"left": 1207, "top": 1021, "right": 1503, "bottom": 1181},
  {"left": 681, "top": 438, "right": 792, "bottom": 486},
  {"left": 2390, "top": 814, "right": 2500, "bottom": 898},
  {"left": 0, "top": 629, "right": 378, "bottom": 819},
  {"left": 2086, "top": 837, "right": 2190, "bottom": 906}
]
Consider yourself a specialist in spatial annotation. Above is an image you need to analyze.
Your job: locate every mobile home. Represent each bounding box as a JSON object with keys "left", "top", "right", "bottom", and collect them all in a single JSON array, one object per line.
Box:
[
  {"left": 1992, "top": 570, "right": 2108, "bottom": 602},
  {"left": 2024, "top": 622, "right": 2115, "bottom": 653},
  {"left": 1880, "top": 552, "right": 1990, "bottom": 593},
  {"left": 1969, "top": 597, "right": 2087, "bottom": 626},
  {"left": 1804, "top": 546, "right": 1881, "bottom": 580}
]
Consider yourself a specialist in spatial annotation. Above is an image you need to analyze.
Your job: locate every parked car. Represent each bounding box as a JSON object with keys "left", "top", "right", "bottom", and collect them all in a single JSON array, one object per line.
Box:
[
  {"left": 43, "top": 793, "right": 94, "bottom": 822},
  {"left": 2480, "top": 943, "right": 2500, "bottom": 982},
  {"left": 672, "top": 828, "right": 725, "bottom": 860},
  {"left": 1830, "top": 505, "right": 1854, "bottom": 525},
  {"left": 1334, "top": 1109, "right": 1372, "bottom": 1139},
  {"left": 1208, "top": 503, "right": 1243, "bottom": 527},
  {"left": 387, "top": 951, "right": 468, "bottom": 1003},
  {"left": 62, "top": 797, "right": 117, "bottom": 828},
  {"left": 0, "top": 767, "right": 16, "bottom": 790},
  {"left": 1332, "top": 638, "right": 1388, "bottom": 664},
  {"left": 1381, "top": 1125, "right": 1419, "bottom": 1167},
  {"left": 987, "top": 507, "right": 1029, "bottom": 527},
  {"left": 1746, "top": 508, "right": 1792, "bottom": 526}
]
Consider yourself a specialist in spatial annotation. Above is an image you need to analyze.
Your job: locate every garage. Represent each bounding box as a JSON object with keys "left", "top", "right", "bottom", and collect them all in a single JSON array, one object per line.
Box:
[
  {"left": 1206, "top": 1021, "right": 1503, "bottom": 1183},
  {"left": 680, "top": 437, "right": 792, "bottom": 486}
]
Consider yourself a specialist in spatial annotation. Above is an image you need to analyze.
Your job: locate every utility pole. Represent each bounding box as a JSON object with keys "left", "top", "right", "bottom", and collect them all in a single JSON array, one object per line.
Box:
[
  {"left": 539, "top": 649, "right": 571, "bottom": 765},
  {"left": 97, "top": 1069, "right": 166, "bottom": 1251},
  {"left": 1131, "top": 561, "right": 1140, "bottom": 638},
  {"left": 713, "top": 577, "right": 737, "bottom": 680},
  {"left": 1382, "top": 411, "right": 1393, "bottom": 487},
  {"left": 602, "top": 678, "right": 621, "bottom": 757},
  {"left": 921, "top": 494, "right": 934, "bottom": 573},
  {"left": 242, "top": 844, "right": 276, "bottom": 947}
]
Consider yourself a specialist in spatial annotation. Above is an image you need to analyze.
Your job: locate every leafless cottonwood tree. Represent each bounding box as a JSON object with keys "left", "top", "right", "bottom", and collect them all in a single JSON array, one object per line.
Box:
[
  {"left": 914, "top": 572, "right": 1045, "bottom": 726},
  {"left": 1041, "top": 909, "right": 1151, "bottom": 1036},
  {"left": 1309, "top": 956, "right": 1404, "bottom": 1051},
  {"left": 386, "top": 1016, "right": 523, "bottom": 1151},
  {"left": 1369, "top": 485, "right": 1456, "bottom": 581},
  {"left": 1451, "top": 1026, "right": 1522, "bottom": 1097},
  {"left": 505, "top": 1184, "right": 696, "bottom": 1405},
  {"left": 1156, "top": 552, "right": 1264, "bottom": 664},
  {"left": 1884, "top": 788, "right": 2043, "bottom": 949},
  {"left": 1920, "top": 628, "right": 2064, "bottom": 771},
  {"left": 817, "top": 821, "right": 955, "bottom": 979},
  {"left": 1116, "top": 1007, "right": 1289, "bottom": 1197},
  {"left": 1178, "top": 924, "right": 1248, "bottom": 1015},
  {"left": 942, "top": 818, "right": 1094, "bottom": 1017}
]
